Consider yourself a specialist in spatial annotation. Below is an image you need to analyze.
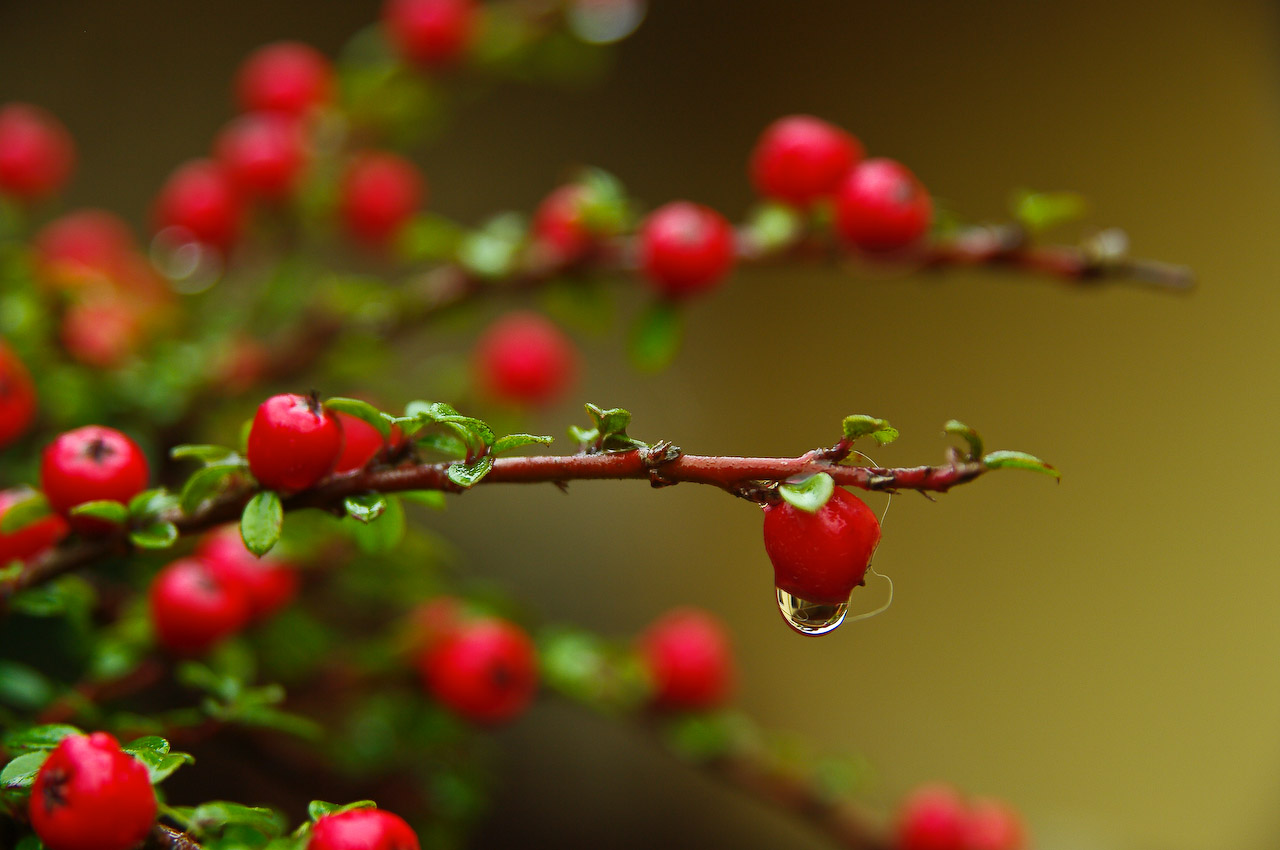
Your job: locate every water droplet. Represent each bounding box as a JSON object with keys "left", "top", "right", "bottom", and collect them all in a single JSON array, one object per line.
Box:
[
  {"left": 567, "top": 0, "right": 647, "bottom": 44},
  {"left": 776, "top": 588, "right": 848, "bottom": 636},
  {"left": 151, "top": 227, "right": 223, "bottom": 294}
]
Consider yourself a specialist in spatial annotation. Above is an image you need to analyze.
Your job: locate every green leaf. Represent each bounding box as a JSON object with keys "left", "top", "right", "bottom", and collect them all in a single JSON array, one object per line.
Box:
[
  {"left": 0, "top": 492, "right": 50, "bottom": 534},
  {"left": 128, "top": 748, "right": 194, "bottom": 784},
  {"left": 1011, "top": 189, "right": 1087, "bottom": 234},
  {"left": 181, "top": 464, "right": 244, "bottom": 516},
  {"left": 121, "top": 736, "right": 171, "bottom": 755},
  {"left": 577, "top": 167, "right": 631, "bottom": 233},
  {"left": 3, "top": 724, "right": 81, "bottom": 752},
  {"left": 189, "top": 801, "right": 282, "bottom": 836},
  {"left": 492, "top": 433, "right": 554, "bottom": 454},
  {"left": 0, "top": 751, "right": 47, "bottom": 788},
  {"left": 414, "top": 432, "right": 468, "bottom": 458},
  {"left": 944, "top": 420, "right": 984, "bottom": 460},
  {"left": 343, "top": 493, "right": 388, "bottom": 524},
  {"left": 628, "top": 301, "right": 683, "bottom": 373},
  {"left": 68, "top": 500, "right": 128, "bottom": 526},
  {"left": 581, "top": 403, "right": 646, "bottom": 452},
  {"left": 778, "top": 473, "right": 835, "bottom": 513},
  {"left": 982, "top": 450, "right": 1060, "bottom": 478},
  {"left": 399, "top": 490, "right": 447, "bottom": 510},
  {"left": 396, "top": 212, "right": 465, "bottom": 264},
  {"left": 309, "top": 800, "right": 376, "bottom": 822},
  {"left": 170, "top": 444, "right": 242, "bottom": 465},
  {"left": 842, "top": 415, "right": 899, "bottom": 446},
  {"left": 127, "top": 488, "right": 179, "bottom": 522},
  {"left": 446, "top": 456, "right": 494, "bottom": 488},
  {"left": 0, "top": 661, "right": 54, "bottom": 710},
  {"left": 324, "top": 398, "right": 392, "bottom": 441},
  {"left": 130, "top": 522, "right": 179, "bottom": 550},
  {"left": 664, "top": 713, "right": 740, "bottom": 762},
  {"left": 456, "top": 213, "right": 526, "bottom": 279},
  {"left": 348, "top": 496, "right": 405, "bottom": 555},
  {"left": 241, "top": 491, "right": 284, "bottom": 557},
  {"left": 745, "top": 202, "right": 802, "bottom": 252},
  {"left": 15, "top": 834, "right": 43, "bottom": 850}
]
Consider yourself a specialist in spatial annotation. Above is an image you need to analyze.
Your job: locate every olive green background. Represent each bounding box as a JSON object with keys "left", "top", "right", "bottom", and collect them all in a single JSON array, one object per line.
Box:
[{"left": 2, "top": 1, "right": 1278, "bottom": 848}]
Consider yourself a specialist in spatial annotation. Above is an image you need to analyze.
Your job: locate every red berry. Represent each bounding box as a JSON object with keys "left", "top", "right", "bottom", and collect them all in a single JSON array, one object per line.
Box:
[
  {"left": 333, "top": 412, "right": 401, "bottom": 474},
  {"left": 213, "top": 112, "right": 308, "bottom": 201},
  {"left": 404, "top": 596, "right": 465, "bottom": 654},
  {"left": 29, "top": 731, "right": 156, "bottom": 850},
  {"left": 750, "top": 115, "right": 862, "bottom": 206},
  {"left": 33, "top": 209, "right": 136, "bottom": 282},
  {"left": 961, "top": 799, "right": 1026, "bottom": 850},
  {"left": 152, "top": 159, "right": 245, "bottom": 252},
  {"left": 0, "top": 341, "right": 36, "bottom": 448},
  {"left": 0, "top": 488, "right": 69, "bottom": 565},
  {"left": 246, "top": 393, "right": 344, "bottom": 491},
  {"left": 149, "top": 557, "right": 252, "bottom": 654},
  {"left": 236, "top": 42, "right": 334, "bottom": 117},
  {"left": 638, "top": 201, "right": 736, "bottom": 298},
  {"left": 638, "top": 607, "right": 735, "bottom": 711},
  {"left": 195, "top": 524, "right": 299, "bottom": 621},
  {"left": 473, "top": 312, "right": 577, "bottom": 407},
  {"left": 0, "top": 103, "right": 75, "bottom": 202},
  {"left": 418, "top": 617, "right": 539, "bottom": 724},
  {"left": 339, "top": 152, "right": 425, "bottom": 246},
  {"left": 833, "top": 157, "right": 933, "bottom": 252},
  {"left": 60, "top": 298, "right": 143, "bottom": 369},
  {"left": 897, "top": 785, "right": 968, "bottom": 850},
  {"left": 41, "top": 426, "right": 150, "bottom": 534},
  {"left": 762, "top": 487, "right": 881, "bottom": 606},
  {"left": 532, "top": 184, "right": 592, "bottom": 263},
  {"left": 382, "top": 0, "right": 476, "bottom": 69},
  {"left": 309, "top": 808, "right": 420, "bottom": 850}
]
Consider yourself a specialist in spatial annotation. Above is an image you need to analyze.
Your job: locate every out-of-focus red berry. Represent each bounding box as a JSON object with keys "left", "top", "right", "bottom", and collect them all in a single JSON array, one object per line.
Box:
[
  {"left": 214, "top": 112, "right": 308, "bottom": 201},
  {"left": 897, "top": 784, "right": 968, "bottom": 850},
  {"left": 0, "top": 102, "right": 75, "bottom": 202},
  {"left": 382, "top": 0, "right": 477, "bottom": 69},
  {"left": 473, "top": 312, "right": 577, "bottom": 407},
  {"left": 0, "top": 488, "right": 69, "bottom": 565},
  {"left": 0, "top": 341, "right": 37, "bottom": 448},
  {"left": 309, "top": 808, "right": 421, "bottom": 850},
  {"left": 195, "top": 524, "right": 299, "bottom": 621},
  {"left": 833, "top": 158, "right": 933, "bottom": 252},
  {"left": 33, "top": 209, "right": 136, "bottom": 283},
  {"left": 638, "top": 607, "right": 735, "bottom": 711},
  {"left": 417, "top": 616, "right": 539, "bottom": 724},
  {"left": 638, "top": 201, "right": 736, "bottom": 298},
  {"left": 235, "top": 42, "right": 334, "bottom": 117},
  {"left": 60, "top": 298, "right": 143, "bottom": 369},
  {"left": 152, "top": 159, "right": 245, "bottom": 252},
  {"left": 339, "top": 152, "right": 425, "bottom": 247},
  {"left": 148, "top": 557, "right": 252, "bottom": 655},
  {"left": 750, "top": 115, "right": 862, "bottom": 206},
  {"left": 961, "top": 799, "right": 1027, "bottom": 850}
]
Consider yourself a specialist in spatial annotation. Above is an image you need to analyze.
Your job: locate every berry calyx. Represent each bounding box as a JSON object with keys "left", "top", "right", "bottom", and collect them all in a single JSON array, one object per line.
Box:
[
  {"left": 749, "top": 115, "right": 862, "bottom": 206},
  {"left": 638, "top": 607, "right": 735, "bottom": 711},
  {"left": 0, "top": 488, "right": 69, "bottom": 565},
  {"left": 473, "top": 312, "right": 578, "bottom": 407},
  {"left": 29, "top": 731, "right": 157, "bottom": 850},
  {"left": 246, "top": 393, "right": 344, "bottom": 492},
  {"left": 896, "top": 784, "right": 968, "bottom": 850},
  {"left": 333, "top": 412, "right": 401, "bottom": 474},
  {"left": 309, "top": 808, "right": 420, "bottom": 850},
  {"left": 236, "top": 42, "right": 334, "bottom": 117},
  {"left": 195, "top": 524, "right": 299, "bottom": 621},
  {"left": 0, "top": 341, "right": 37, "bottom": 448},
  {"left": 40, "top": 426, "right": 150, "bottom": 533},
  {"left": 152, "top": 159, "right": 245, "bottom": 252},
  {"left": 638, "top": 201, "right": 736, "bottom": 298},
  {"left": 148, "top": 557, "right": 252, "bottom": 654},
  {"left": 339, "top": 151, "right": 425, "bottom": 247},
  {"left": 213, "top": 112, "right": 308, "bottom": 202},
  {"left": 833, "top": 157, "right": 933, "bottom": 252},
  {"left": 382, "top": 0, "right": 477, "bottom": 69},
  {"left": 762, "top": 486, "right": 881, "bottom": 606},
  {"left": 960, "top": 799, "right": 1026, "bottom": 850},
  {"left": 417, "top": 616, "right": 539, "bottom": 724},
  {"left": 0, "top": 102, "right": 75, "bottom": 202}
]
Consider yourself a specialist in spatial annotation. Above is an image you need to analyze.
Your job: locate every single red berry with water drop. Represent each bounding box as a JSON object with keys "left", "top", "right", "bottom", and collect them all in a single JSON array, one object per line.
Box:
[
  {"left": 0, "top": 488, "right": 69, "bottom": 565},
  {"left": 309, "top": 808, "right": 421, "bottom": 850},
  {"left": 195, "top": 524, "right": 299, "bottom": 621},
  {"left": 339, "top": 151, "right": 425, "bottom": 246},
  {"left": 638, "top": 607, "right": 735, "bottom": 711},
  {"left": 152, "top": 159, "right": 245, "bottom": 252},
  {"left": 833, "top": 157, "right": 933, "bottom": 252},
  {"left": 41, "top": 426, "right": 150, "bottom": 534},
  {"left": 0, "top": 102, "right": 75, "bottom": 202},
  {"left": 750, "top": 115, "right": 862, "bottom": 206},
  {"left": 214, "top": 112, "right": 308, "bottom": 201},
  {"left": 763, "top": 486, "right": 881, "bottom": 606},
  {"left": 961, "top": 799, "right": 1027, "bottom": 850},
  {"left": 638, "top": 201, "right": 736, "bottom": 298},
  {"left": 0, "top": 341, "right": 37, "bottom": 448},
  {"left": 473, "top": 312, "right": 578, "bottom": 407},
  {"left": 29, "top": 732, "right": 157, "bottom": 850},
  {"left": 383, "top": 0, "right": 476, "bottom": 69},
  {"left": 247, "top": 393, "right": 344, "bottom": 491},
  {"left": 418, "top": 616, "right": 539, "bottom": 724},
  {"left": 149, "top": 557, "right": 252, "bottom": 654},
  {"left": 897, "top": 784, "right": 968, "bottom": 850},
  {"left": 236, "top": 42, "right": 334, "bottom": 117}
]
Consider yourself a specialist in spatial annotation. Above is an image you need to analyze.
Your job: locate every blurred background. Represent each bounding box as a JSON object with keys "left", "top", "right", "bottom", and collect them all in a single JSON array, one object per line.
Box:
[{"left": 2, "top": 1, "right": 1278, "bottom": 848}]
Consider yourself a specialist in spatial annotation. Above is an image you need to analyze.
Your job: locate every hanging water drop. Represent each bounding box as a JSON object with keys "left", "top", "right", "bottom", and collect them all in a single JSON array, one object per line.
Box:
[{"left": 776, "top": 588, "right": 848, "bottom": 636}]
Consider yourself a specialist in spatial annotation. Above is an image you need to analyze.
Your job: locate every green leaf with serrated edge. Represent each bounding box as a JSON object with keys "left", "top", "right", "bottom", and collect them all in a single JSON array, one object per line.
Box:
[
  {"left": 323, "top": 398, "right": 391, "bottom": 441},
  {"left": 127, "top": 488, "right": 179, "bottom": 521},
  {"left": 344, "top": 494, "right": 388, "bottom": 524},
  {"left": 628, "top": 301, "right": 683, "bottom": 373},
  {"left": 778, "top": 473, "right": 835, "bottom": 513},
  {"left": 130, "top": 522, "right": 178, "bottom": 550},
  {"left": 415, "top": 432, "right": 467, "bottom": 458},
  {"left": 181, "top": 464, "right": 243, "bottom": 516},
  {"left": 944, "top": 420, "right": 984, "bottom": 460},
  {"left": 1011, "top": 189, "right": 1087, "bottom": 234},
  {"left": 1, "top": 751, "right": 47, "bottom": 788},
  {"left": 122, "top": 736, "right": 170, "bottom": 755},
  {"left": 241, "top": 491, "right": 283, "bottom": 557},
  {"left": 190, "top": 801, "right": 281, "bottom": 835},
  {"left": 0, "top": 492, "right": 50, "bottom": 534},
  {"left": 492, "top": 434, "right": 554, "bottom": 454},
  {"left": 68, "top": 500, "right": 128, "bottom": 526},
  {"left": 170, "top": 444, "right": 242, "bottom": 465},
  {"left": 348, "top": 496, "right": 405, "bottom": 555},
  {"left": 4, "top": 724, "right": 80, "bottom": 752},
  {"left": 399, "top": 490, "right": 447, "bottom": 510},
  {"left": 982, "top": 451, "right": 1060, "bottom": 478},
  {"left": 841, "top": 415, "right": 898, "bottom": 446},
  {"left": 446, "top": 456, "right": 494, "bottom": 488},
  {"left": 309, "top": 800, "right": 377, "bottom": 822}
]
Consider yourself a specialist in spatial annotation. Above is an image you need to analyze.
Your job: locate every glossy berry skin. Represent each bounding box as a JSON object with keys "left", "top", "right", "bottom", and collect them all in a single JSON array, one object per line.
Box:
[
  {"left": 214, "top": 112, "right": 308, "bottom": 201},
  {"left": 638, "top": 201, "right": 736, "bottom": 298},
  {"left": 236, "top": 42, "right": 334, "bottom": 117},
  {"left": 41, "top": 426, "right": 150, "bottom": 533},
  {"left": 0, "top": 341, "right": 36, "bottom": 448},
  {"left": 195, "top": 525, "right": 298, "bottom": 621},
  {"left": 383, "top": 0, "right": 476, "bottom": 69},
  {"left": 246, "top": 393, "right": 344, "bottom": 491},
  {"left": 149, "top": 557, "right": 252, "bottom": 655},
  {"left": 833, "top": 157, "right": 933, "bottom": 252},
  {"left": 333, "top": 412, "right": 400, "bottom": 474},
  {"left": 961, "top": 799, "right": 1026, "bottom": 850},
  {"left": 0, "top": 488, "right": 69, "bottom": 565},
  {"left": 532, "top": 184, "right": 592, "bottom": 263},
  {"left": 750, "top": 115, "right": 862, "bottom": 206},
  {"left": 339, "top": 152, "right": 425, "bottom": 246},
  {"left": 0, "top": 103, "right": 74, "bottom": 202},
  {"left": 473, "top": 312, "right": 577, "bottom": 407},
  {"left": 29, "top": 732, "right": 157, "bottom": 850},
  {"left": 310, "top": 808, "right": 420, "bottom": 850},
  {"left": 152, "top": 159, "right": 245, "bottom": 252},
  {"left": 418, "top": 617, "right": 539, "bottom": 724},
  {"left": 638, "top": 608, "right": 735, "bottom": 711},
  {"left": 896, "top": 784, "right": 968, "bottom": 850},
  {"left": 762, "top": 487, "right": 881, "bottom": 605}
]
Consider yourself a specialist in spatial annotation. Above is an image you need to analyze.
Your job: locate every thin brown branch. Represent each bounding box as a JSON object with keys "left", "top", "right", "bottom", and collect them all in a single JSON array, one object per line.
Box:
[{"left": 145, "top": 824, "right": 203, "bottom": 850}]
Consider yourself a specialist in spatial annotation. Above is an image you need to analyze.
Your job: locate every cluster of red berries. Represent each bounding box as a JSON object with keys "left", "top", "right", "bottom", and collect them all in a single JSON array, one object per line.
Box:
[
  {"left": 897, "top": 784, "right": 1027, "bottom": 850},
  {"left": 762, "top": 485, "right": 882, "bottom": 609}
]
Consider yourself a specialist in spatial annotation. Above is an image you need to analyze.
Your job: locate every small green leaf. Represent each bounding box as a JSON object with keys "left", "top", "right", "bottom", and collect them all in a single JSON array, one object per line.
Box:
[
  {"left": 121, "top": 736, "right": 171, "bottom": 755},
  {"left": 456, "top": 213, "right": 526, "bottom": 279},
  {"left": 628, "top": 301, "right": 683, "bottom": 373},
  {"left": 0, "top": 492, "right": 50, "bottom": 534},
  {"left": 492, "top": 433, "right": 554, "bottom": 454},
  {"left": 169, "top": 444, "right": 242, "bottom": 465},
  {"left": 15, "top": 834, "right": 43, "bottom": 850},
  {"left": 396, "top": 212, "right": 465, "bottom": 263},
  {"left": 241, "top": 491, "right": 284, "bottom": 556},
  {"left": 127, "top": 748, "right": 194, "bottom": 784},
  {"left": 309, "top": 800, "right": 376, "bottom": 822},
  {"left": 842, "top": 415, "right": 899, "bottom": 446},
  {"left": 68, "top": 500, "right": 128, "bottom": 526},
  {"left": 324, "top": 398, "right": 392, "bottom": 441},
  {"left": 0, "top": 751, "right": 47, "bottom": 788},
  {"left": 189, "top": 801, "right": 282, "bottom": 836},
  {"left": 400, "top": 490, "right": 447, "bottom": 510},
  {"left": 982, "top": 450, "right": 1060, "bottom": 478},
  {"left": 180, "top": 464, "right": 244, "bottom": 516},
  {"left": 127, "top": 488, "right": 179, "bottom": 521},
  {"left": 415, "top": 432, "right": 468, "bottom": 458},
  {"left": 446, "top": 456, "right": 494, "bottom": 488},
  {"left": 348, "top": 496, "right": 405, "bottom": 555},
  {"left": 580, "top": 403, "right": 645, "bottom": 452},
  {"left": 3, "top": 724, "right": 81, "bottom": 753},
  {"left": 777, "top": 473, "right": 835, "bottom": 513},
  {"left": 1011, "top": 189, "right": 1087, "bottom": 234},
  {"left": 0, "top": 661, "right": 54, "bottom": 710},
  {"left": 944, "top": 420, "right": 984, "bottom": 460},
  {"left": 344, "top": 494, "right": 388, "bottom": 524},
  {"left": 130, "top": 522, "right": 179, "bottom": 550},
  {"left": 745, "top": 202, "right": 802, "bottom": 252}
]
